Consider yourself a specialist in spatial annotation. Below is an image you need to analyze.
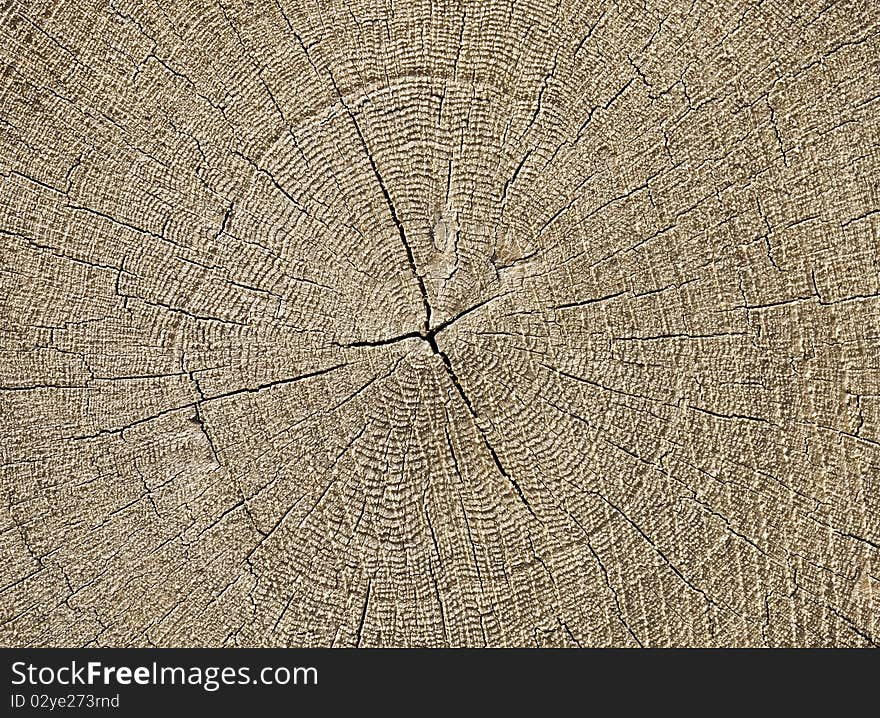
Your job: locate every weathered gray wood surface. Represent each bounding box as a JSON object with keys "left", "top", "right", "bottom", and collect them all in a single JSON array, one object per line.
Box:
[{"left": 1, "top": 0, "right": 878, "bottom": 646}]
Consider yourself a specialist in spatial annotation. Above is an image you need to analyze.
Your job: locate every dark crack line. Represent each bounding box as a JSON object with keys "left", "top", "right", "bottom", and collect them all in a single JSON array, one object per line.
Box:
[
  {"left": 332, "top": 291, "right": 534, "bottom": 518},
  {"left": 429, "top": 335, "right": 538, "bottom": 520},
  {"left": 334, "top": 293, "right": 508, "bottom": 349},
  {"left": 202, "top": 363, "right": 347, "bottom": 403},
  {"left": 551, "top": 289, "right": 627, "bottom": 310},
  {"left": 334, "top": 331, "right": 422, "bottom": 349},
  {"left": 326, "top": 68, "right": 433, "bottom": 332},
  {"left": 355, "top": 578, "right": 372, "bottom": 647}
]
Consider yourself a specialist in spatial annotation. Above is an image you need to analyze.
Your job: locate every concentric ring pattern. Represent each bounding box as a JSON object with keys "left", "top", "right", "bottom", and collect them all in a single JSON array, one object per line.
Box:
[{"left": 1, "top": 0, "right": 879, "bottom": 646}]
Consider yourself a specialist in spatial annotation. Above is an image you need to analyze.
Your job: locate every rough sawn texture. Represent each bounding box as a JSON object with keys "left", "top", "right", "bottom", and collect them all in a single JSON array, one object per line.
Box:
[{"left": 1, "top": 0, "right": 879, "bottom": 646}]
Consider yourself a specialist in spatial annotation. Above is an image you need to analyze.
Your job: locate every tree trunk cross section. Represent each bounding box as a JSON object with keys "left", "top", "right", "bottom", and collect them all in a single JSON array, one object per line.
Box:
[{"left": 1, "top": 0, "right": 878, "bottom": 647}]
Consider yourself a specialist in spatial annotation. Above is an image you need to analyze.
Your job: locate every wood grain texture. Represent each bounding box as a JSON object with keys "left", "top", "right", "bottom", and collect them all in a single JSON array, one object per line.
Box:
[{"left": 1, "top": 0, "right": 879, "bottom": 647}]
